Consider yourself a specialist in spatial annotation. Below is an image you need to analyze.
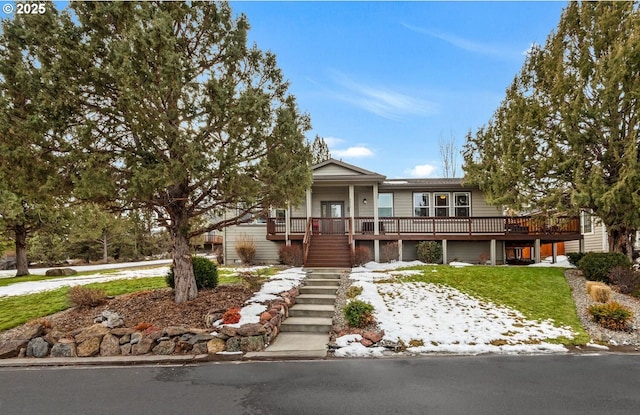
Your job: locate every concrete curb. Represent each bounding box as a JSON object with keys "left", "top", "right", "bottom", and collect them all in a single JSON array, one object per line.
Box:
[{"left": 0, "top": 354, "right": 212, "bottom": 368}]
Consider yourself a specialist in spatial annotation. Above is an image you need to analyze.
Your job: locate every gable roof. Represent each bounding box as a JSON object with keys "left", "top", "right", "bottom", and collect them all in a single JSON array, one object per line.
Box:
[{"left": 312, "top": 158, "right": 386, "bottom": 183}]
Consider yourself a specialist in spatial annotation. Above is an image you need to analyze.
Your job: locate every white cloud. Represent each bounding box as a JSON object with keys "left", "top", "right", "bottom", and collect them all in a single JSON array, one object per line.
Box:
[
  {"left": 331, "top": 72, "right": 438, "bottom": 120},
  {"left": 323, "top": 136, "right": 345, "bottom": 148},
  {"left": 402, "top": 23, "right": 515, "bottom": 59},
  {"left": 333, "top": 146, "right": 374, "bottom": 159},
  {"left": 405, "top": 164, "right": 438, "bottom": 178}
]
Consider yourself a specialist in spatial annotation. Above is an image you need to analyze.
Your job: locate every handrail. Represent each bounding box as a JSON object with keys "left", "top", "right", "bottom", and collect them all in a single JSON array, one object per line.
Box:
[{"left": 302, "top": 217, "right": 312, "bottom": 265}]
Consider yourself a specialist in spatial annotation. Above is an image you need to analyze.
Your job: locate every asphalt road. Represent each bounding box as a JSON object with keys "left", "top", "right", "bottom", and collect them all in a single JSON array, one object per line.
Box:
[{"left": 1, "top": 354, "right": 639, "bottom": 415}]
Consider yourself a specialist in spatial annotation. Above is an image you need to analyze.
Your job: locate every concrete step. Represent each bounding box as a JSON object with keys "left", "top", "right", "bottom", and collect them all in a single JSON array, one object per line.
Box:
[
  {"left": 299, "top": 285, "right": 338, "bottom": 295},
  {"left": 295, "top": 294, "right": 336, "bottom": 305},
  {"left": 281, "top": 317, "right": 333, "bottom": 333},
  {"left": 304, "top": 278, "right": 341, "bottom": 287},
  {"left": 305, "top": 268, "right": 350, "bottom": 273},
  {"left": 289, "top": 304, "right": 335, "bottom": 318},
  {"left": 244, "top": 333, "right": 328, "bottom": 360}
]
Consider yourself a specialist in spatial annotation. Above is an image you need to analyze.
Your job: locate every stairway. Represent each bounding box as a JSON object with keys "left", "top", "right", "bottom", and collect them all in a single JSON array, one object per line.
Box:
[
  {"left": 305, "top": 235, "right": 352, "bottom": 268},
  {"left": 244, "top": 268, "right": 345, "bottom": 360}
]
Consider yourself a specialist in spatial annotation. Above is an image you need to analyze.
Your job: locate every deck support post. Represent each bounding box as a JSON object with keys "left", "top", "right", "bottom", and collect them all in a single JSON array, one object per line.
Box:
[
  {"left": 442, "top": 240, "right": 448, "bottom": 265},
  {"left": 551, "top": 242, "right": 557, "bottom": 264},
  {"left": 374, "top": 240, "right": 380, "bottom": 262},
  {"left": 490, "top": 239, "right": 496, "bottom": 265},
  {"left": 579, "top": 238, "right": 585, "bottom": 253},
  {"left": 398, "top": 240, "right": 403, "bottom": 262},
  {"left": 285, "top": 203, "right": 291, "bottom": 246},
  {"left": 534, "top": 239, "right": 541, "bottom": 263}
]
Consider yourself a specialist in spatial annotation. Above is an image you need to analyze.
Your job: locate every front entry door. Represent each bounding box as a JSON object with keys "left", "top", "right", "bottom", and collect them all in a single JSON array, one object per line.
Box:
[{"left": 320, "top": 201, "right": 345, "bottom": 234}]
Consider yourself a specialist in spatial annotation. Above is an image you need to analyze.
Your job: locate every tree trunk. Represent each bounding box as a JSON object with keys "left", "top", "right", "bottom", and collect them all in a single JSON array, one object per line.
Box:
[
  {"left": 102, "top": 230, "right": 109, "bottom": 264},
  {"left": 608, "top": 228, "right": 635, "bottom": 261},
  {"left": 170, "top": 209, "right": 198, "bottom": 304},
  {"left": 14, "top": 224, "right": 29, "bottom": 276}
]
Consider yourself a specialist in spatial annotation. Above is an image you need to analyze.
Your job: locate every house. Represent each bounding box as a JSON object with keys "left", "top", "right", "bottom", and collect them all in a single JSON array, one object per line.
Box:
[
  {"left": 565, "top": 212, "right": 640, "bottom": 255},
  {"left": 221, "top": 159, "right": 583, "bottom": 267}
]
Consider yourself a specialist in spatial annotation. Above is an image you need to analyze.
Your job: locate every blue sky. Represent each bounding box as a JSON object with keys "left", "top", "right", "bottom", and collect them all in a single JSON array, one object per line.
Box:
[
  {"left": 2, "top": 1, "right": 568, "bottom": 179},
  {"left": 229, "top": 1, "right": 568, "bottom": 178}
]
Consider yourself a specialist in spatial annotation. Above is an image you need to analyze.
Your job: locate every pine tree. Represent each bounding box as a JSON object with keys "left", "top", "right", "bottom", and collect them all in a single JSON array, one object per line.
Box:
[
  {"left": 463, "top": 1, "right": 640, "bottom": 258},
  {"left": 311, "top": 135, "right": 332, "bottom": 164},
  {"left": 59, "top": 2, "right": 312, "bottom": 302}
]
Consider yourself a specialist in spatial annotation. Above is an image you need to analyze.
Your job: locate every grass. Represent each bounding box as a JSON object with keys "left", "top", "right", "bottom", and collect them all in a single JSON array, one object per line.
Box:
[
  {"left": 0, "top": 265, "right": 249, "bottom": 332},
  {"left": 394, "top": 265, "right": 590, "bottom": 345}
]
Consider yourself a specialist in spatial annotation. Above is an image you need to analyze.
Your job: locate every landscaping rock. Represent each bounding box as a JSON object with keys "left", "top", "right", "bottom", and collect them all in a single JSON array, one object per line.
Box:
[
  {"left": 241, "top": 335, "right": 264, "bottom": 353},
  {"left": 77, "top": 337, "right": 101, "bottom": 357},
  {"left": 75, "top": 324, "right": 109, "bottom": 343},
  {"left": 152, "top": 340, "right": 175, "bottom": 355},
  {"left": 218, "top": 326, "right": 237, "bottom": 338},
  {"left": 94, "top": 311, "right": 124, "bottom": 328},
  {"left": 192, "top": 343, "right": 208, "bottom": 355},
  {"left": 225, "top": 337, "right": 241, "bottom": 352},
  {"left": 163, "top": 326, "right": 189, "bottom": 337},
  {"left": 50, "top": 341, "right": 76, "bottom": 358},
  {"left": 26, "top": 337, "right": 49, "bottom": 358},
  {"left": 120, "top": 344, "right": 132, "bottom": 355},
  {"left": 363, "top": 330, "right": 385, "bottom": 344},
  {"left": 236, "top": 323, "right": 266, "bottom": 337},
  {"left": 207, "top": 338, "right": 226, "bottom": 354},
  {"left": 131, "top": 337, "right": 153, "bottom": 355},
  {"left": 111, "top": 328, "right": 135, "bottom": 337},
  {"left": 204, "top": 311, "right": 224, "bottom": 327},
  {"left": 119, "top": 334, "right": 131, "bottom": 345},
  {"left": 130, "top": 332, "right": 143, "bottom": 344},
  {"left": 188, "top": 334, "right": 215, "bottom": 345},
  {"left": 100, "top": 334, "right": 121, "bottom": 356},
  {"left": 45, "top": 268, "right": 77, "bottom": 276}
]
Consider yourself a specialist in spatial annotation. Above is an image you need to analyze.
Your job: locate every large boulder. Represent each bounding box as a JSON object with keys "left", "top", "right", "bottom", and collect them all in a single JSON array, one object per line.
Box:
[
  {"left": 77, "top": 337, "right": 101, "bottom": 357},
  {"left": 26, "top": 337, "right": 50, "bottom": 358},
  {"left": 0, "top": 323, "right": 45, "bottom": 359},
  {"left": 50, "top": 340, "right": 76, "bottom": 358},
  {"left": 99, "top": 334, "right": 121, "bottom": 356},
  {"left": 45, "top": 268, "right": 77, "bottom": 276}
]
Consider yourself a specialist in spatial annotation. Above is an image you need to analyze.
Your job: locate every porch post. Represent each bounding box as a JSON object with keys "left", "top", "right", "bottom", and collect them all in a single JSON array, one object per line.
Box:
[
  {"left": 551, "top": 242, "right": 557, "bottom": 264},
  {"left": 442, "top": 240, "right": 448, "bottom": 264},
  {"left": 398, "top": 240, "right": 403, "bottom": 262},
  {"left": 305, "top": 188, "right": 312, "bottom": 218},
  {"left": 349, "top": 185, "right": 355, "bottom": 220},
  {"left": 490, "top": 239, "right": 496, "bottom": 265},
  {"left": 373, "top": 183, "right": 380, "bottom": 262},
  {"left": 534, "top": 239, "right": 541, "bottom": 263},
  {"left": 285, "top": 203, "right": 291, "bottom": 246}
]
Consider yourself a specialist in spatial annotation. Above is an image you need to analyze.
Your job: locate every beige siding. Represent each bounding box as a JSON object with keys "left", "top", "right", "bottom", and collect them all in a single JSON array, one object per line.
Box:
[
  {"left": 565, "top": 222, "right": 607, "bottom": 253},
  {"left": 470, "top": 189, "right": 502, "bottom": 216},
  {"left": 447, "top": 241, "right": 504, "bottom": 264},
  {"left": 223, "top": 224, "right": 281, "bottom": 264},
  {"left": 314, "top": 164, "right": 360, "bottom": 176}
]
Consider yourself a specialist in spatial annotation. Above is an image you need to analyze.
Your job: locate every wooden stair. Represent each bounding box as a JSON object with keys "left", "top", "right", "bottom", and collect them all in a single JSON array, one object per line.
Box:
[{"left": 305, "top": 235, "right": 352, "bottom": 268}]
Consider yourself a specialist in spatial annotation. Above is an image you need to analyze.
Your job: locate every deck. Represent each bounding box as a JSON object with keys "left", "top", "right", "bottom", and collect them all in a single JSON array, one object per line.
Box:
[{"left": 266, "top": 216, "right": 582, "bottom": 242}]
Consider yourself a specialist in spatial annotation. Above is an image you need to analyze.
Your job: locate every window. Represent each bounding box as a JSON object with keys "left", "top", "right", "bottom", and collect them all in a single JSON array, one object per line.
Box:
[
  {"left": 454, "top": 192, "right": 470, "bottom": 217},
  {"left": 581, "top": 211, "right": 593, "bottom": 234},
  {"left": 378, "top": 193, "right": 393, "bottom": 217},
  {"left": 237, "top": 204, "right": 267, "bottom": 224},
  {"left": 413, "top": 193, "right": 430, "bottom": 217},
  {"left": 434, "top": 193, "right": 449, "bottom": 217}
]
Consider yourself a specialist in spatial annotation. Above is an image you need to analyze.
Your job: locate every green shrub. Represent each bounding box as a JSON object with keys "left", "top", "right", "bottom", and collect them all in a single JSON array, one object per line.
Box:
[
  {"left": 352, "top": 246, "right": 371, "bottom": 266},
  {"left": 166, "top": 256, "right": 218, "bottom": 289},
  {"left": 577, "top": 252, "right": 631, "bottom": 282},
  {"left": 588, "top": 301, "right": 634, "bottom": 331},
  {"left": 566, "top": 252, "right": 586, "bottom": 266},
  {"left": 343, "top": 300, "right": 375, "bottom": 328},
  {"left": 278, "top": 244, "right": 303, "bottom": 266},
  {"left": 608, "top": 266, "right": 640, "bottom": 296},
  {"left": 416, "top": 241, "right": 443, "bottom": 264}
]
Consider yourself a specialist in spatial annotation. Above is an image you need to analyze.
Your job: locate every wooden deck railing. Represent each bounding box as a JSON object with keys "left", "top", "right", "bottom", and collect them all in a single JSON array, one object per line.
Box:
[{"left": 267, "top": 216, "right": 580, "bottom": 237}]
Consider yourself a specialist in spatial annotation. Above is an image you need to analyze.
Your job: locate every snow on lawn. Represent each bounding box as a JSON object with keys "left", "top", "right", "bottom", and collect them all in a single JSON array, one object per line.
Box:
[
  {"left": 335, "top": 267, "right": 576, "bottom": 357},
  {"left": 0, "top": 266, "right": 171, "bottom": 298},
  {"left": 528, "top": 255, "right": 575, "bottom": 268},
  {"left": 213, "top": 267, "right": 307, "bottom": 328}
]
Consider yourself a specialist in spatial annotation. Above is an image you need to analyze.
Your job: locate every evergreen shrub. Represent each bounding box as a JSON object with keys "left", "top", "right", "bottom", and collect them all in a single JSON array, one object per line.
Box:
[
  {"left": 166, "top": 256, "right": 218, "bottom": 289},
  {"left": 577, "top": 252, "right": 631, "bottom": 282},
  {"left": 416, "top": 241, "right": 443, "bottom": 264},
  {"left": 588, "top": 301, "right": 634, "bottom": 331},
  {"left": 343, "top": 300, "right": 375, "bottom": 328},
  {"left": 566, "top": 252, "right": 587, "bottom": 266}
]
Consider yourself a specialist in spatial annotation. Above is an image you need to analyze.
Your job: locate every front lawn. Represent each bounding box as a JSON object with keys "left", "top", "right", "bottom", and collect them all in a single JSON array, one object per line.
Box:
[{"left": 397, "top": 265, "right": 589, "bottom": 345}]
